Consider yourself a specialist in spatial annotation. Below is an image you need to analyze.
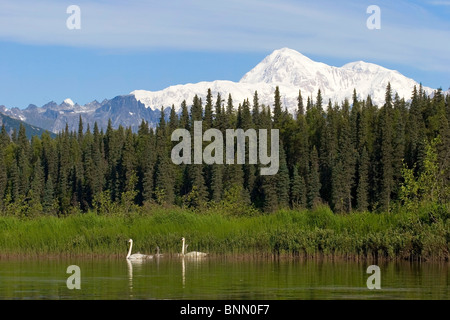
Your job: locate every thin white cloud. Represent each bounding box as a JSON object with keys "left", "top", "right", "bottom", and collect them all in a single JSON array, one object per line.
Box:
[
  {"left": 0, "top": 0, "right": 449, "bottom": 73},
  {"left": 428, "top": 1, "right": 450, "bottom": 5}
]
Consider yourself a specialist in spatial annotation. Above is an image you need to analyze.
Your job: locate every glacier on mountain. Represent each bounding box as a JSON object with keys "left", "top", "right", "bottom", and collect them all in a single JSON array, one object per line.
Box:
[
  {"left": 0, "top": 48, "right": 439, "bottom": 133},
  {"left": 131, "top": 48, "right": 434, "bottom": 112}
]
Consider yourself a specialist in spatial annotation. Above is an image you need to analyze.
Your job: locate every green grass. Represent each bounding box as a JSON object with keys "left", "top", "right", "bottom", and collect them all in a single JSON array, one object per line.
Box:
[{"left": 0, "top": 204, "right": 448, "bottom": 261}]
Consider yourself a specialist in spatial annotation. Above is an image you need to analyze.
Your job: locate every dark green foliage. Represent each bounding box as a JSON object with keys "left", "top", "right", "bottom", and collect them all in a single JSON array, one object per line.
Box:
[
  {"left": 262, "top": 174, "right": 278, "bottom": 212},
  {"left": 297, "top": 89, "right": 304, "bottom": 117},
  {"left": 204, "top": 89, "right": 213, "bottom": 130},
  {"left": 252, "top": 91, "right": 260, "bottom": 127},
  {"left": 273, "top": 86, "right": 282, "bottom": 128},
  {"left": 356, "top": 146, "right": 369, "bottom": 211},
  {"left": 307, "top": 146, "right": 321, "bottom": 209},
  {"left": 277, "top": 144, "right": 290, "bottom": 208},
  {"left": 0, "top": 85, "right": 448, "bottom": 216},
  {"left": 180, "top": 100, "right": 190, "bottom": 130},
  {"left": 376, "top": 83, "right": 395, "bottom": 212},
  {"left": 169, "top": 104, "right": 179, "bottom": 132},
  {"left": 0, "top": 150, "right": 7, "bottom": 208},
  {"left": 290, "top": 165, "right": 306, "bottom": 208},
  {"left": 1, "top": 203, "right": 448, "bottom": 261},
  {"left": 210, "top": 164, "right": 223, "bottom": 202}
]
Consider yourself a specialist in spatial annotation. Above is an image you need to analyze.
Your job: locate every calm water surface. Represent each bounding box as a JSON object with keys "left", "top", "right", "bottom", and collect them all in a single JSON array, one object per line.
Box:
[{"left": 0, "top": 257, "right": 448, "bottom": 299}]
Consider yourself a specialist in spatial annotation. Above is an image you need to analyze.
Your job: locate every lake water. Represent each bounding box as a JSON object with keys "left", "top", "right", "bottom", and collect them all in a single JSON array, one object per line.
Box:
[{"left": 0, "top": 257, "right": 448, "bottom": 300}]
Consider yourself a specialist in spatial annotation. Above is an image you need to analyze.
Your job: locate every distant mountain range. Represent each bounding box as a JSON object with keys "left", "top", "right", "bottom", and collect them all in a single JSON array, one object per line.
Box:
[
  {"left": 0, "top": 112, "right": 55, "bottom": 139},
  {"left": 0, "top": 95, "right": 162, "bottom": 134},
  {"left": 0, "top": 48, "right": 441, "bottom": 134}
]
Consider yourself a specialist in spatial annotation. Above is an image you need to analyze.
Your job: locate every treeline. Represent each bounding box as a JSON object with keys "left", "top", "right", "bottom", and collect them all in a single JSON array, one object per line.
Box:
[{"left": 0, "top": 84, "right": 449, "bottom": 216}]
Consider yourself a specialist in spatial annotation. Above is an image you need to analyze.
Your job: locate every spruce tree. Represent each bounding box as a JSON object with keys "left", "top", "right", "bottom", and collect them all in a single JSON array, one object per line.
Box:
[
  {"left": 92, "top": 122, "right": 105, "bottom": 197},
  {"left": 290, "top": 165, "right": 306, "bottom": 208},
  {"left": 252, "top": 91, "right": 260, "bottom": 127},
  {"left": 169, "top": 104, "right": 179, "bottom": 133},
  {"left": 204, "top": 88, "right": 213, "bottom": 130},
  {"left": 180, "top": 100, "right": 190, "bottom": 130},
  {"left": 43, "top": 174, "right": 55, "bottom": 213},
  {"left": 306, "top": 90, "right": 325, "bottom": 157},
  {"left": 356, "top": 146, "right": 369, "bottom": 211},
  {"left": 27, "top": 157, "right": 45, "bottom": 215},
  {"left": 240, "top": 99, "right": 256, "bottom": 194},
  {"left": 276, "top": 144, "right": 290, "bottom": 208},
  {"left": 214, "top": 93, "right": 225, "bottom": 132},
  {"left": 320, "top": 100, "right": 338, "bottom": 206},
  {"left": 262, "top": 174, "right": 278, "bottom": 212},
  {"left": 307, "top": 146, "right": 321, "bottom": 209},
  {"left": 392, "top": 95, "right": 406, "bottom": 198},
  {"left": 121, "top": 127, "right": 137, "bottom": 194},
  {"left": 187, "top": 164, "right": 208, "bottom": 206},
  {"left": 405, "top": 86, "right": 421, "bottom": 169},
  {"left": 0, "top": 124, "right": 9, "bottom": 149},
  {"left": 296, "top": 113, "right": 309, "bottom": 179},
  {"left": 273, "top": 86, "right": 282, "bottom": 128},
  {"left": 338, "top": 99, "right": 355, "bottom": 213},
  {"left": 0, "top": 150, "right": 7, "bottom": 208},
  {"left": 154, "top": 107, "right": 175, "bottom": 204},
  {"left": 154, "top": 155, "right": 175, "bottom": 205},
  {"left": 297, "top": 89, "right": 304, "bottom": 118},
  {"left": 17, "top": 124, "right": 30, "bottom": 198},
  {"left": 316, "top": 89, "right": 323, "bottom": 112},
  {"left": 377, "top": 83, "right": 394, "bottom": 212},
  {"left": 210, "top": 164, "right": 223, "bottom": 202},
  {"left": 226, "top": 94, "right": 236, "bottom": 128},
  {"left": 78, "top": 115, "right": 84, "bottom": 142}
]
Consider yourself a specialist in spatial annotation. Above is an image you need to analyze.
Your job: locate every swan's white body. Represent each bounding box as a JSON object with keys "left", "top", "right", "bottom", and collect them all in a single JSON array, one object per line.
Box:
[
  {"left": 181, "top": 237, "right": 208, "bottom": 258},
  {"left": 155, "top": 246, "right": 163, "bottom": 258},
  {"left": 126, "top": 239, "right": 153, "bottom": 260}
]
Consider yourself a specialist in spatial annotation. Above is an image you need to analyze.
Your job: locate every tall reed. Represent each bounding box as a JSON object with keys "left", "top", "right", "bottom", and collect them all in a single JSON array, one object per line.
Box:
[{"left": 0, "top": 204, "right": 448, "bottom": 260}]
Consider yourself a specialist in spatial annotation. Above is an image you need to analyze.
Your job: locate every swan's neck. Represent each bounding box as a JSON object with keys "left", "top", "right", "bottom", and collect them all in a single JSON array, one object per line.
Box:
[
  {"left": 182, "top": 239, "right": 185, "bottom": 255},
  {"left": 127, "top": 241, "right": 133, "bottom": 259}
]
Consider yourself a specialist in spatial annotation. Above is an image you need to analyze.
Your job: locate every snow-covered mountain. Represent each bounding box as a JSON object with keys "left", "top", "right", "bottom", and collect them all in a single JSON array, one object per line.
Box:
[
  {"left": 132, "top": 47, "right": 435, "bottom": 112},
  {"left": 0, "top": 48, "right": 440, "bottom": 133}
]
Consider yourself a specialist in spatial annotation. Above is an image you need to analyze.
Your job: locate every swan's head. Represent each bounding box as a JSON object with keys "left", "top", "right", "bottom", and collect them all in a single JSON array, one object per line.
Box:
[
  {"left": 128, "top": 239, "right": 133, "bottom": 243},
  {"left": 181, "top": 237, "right": 185, "bottom": 241}
]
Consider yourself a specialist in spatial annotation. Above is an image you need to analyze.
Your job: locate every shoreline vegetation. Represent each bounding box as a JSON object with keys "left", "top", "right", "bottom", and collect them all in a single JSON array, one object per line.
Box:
[
  {"left": 0, "top": 85, "right": 449, "bottom": 262},
  {"left": 0, "top": 203, "right": 448, "bottom": 261}
]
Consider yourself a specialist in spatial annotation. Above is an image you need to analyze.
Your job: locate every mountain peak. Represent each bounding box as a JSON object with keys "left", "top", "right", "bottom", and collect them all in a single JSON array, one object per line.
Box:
[
  {"left": 271, "top": 47, "right": 310, "bottom": 58},
  {"left": 63, "top": 98, "right": 74, "bottom": 106},
  {"left": 3, "top": 48, "right": 435, "bottom": 134},
  {"left": 129, "top": 48, "right": 433, "bottom": 114},
  {"left": 240, "top": 48, "right": 324, "bottom": 86},
  {"left": 342, "top": 60, "right": 389, "bottom": 73}
]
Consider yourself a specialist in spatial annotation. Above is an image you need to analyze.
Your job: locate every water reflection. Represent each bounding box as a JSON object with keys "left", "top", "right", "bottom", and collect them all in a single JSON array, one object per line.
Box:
[
  {"left": 126, "top": 258, "right": 153, "bottom": 298},
  {"left": 0, "top": 258, "right": 447, "bottom": 300},
  {"left": 180, "top": 256, "right": 208, "bottom": 289},
  {"left": 126, "top": 259, "right": 133, "bottom": 297},
  {"left": 182, "top": 257, "right": 185, "bottom": 288}
]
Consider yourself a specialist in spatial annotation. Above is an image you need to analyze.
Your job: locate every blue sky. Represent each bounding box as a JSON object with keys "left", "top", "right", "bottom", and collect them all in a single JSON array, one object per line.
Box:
[{"left": 0, "top": 0, "right": 449, "bottom": 109}]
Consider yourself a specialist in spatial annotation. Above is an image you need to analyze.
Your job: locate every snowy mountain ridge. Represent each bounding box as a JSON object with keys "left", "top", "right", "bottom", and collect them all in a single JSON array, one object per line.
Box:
[
  {"left": 132, "top": 48, "right": 435, "bottom": 112},
  {"left": 0, "top": 48, "right": 441, "bottom": 133}
]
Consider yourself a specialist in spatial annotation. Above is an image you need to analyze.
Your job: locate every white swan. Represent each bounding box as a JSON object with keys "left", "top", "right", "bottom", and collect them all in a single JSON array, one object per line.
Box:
[
  {"left": 126, "top": 239, "right": 153, "bottom": 260},
  {"left": 155, "top": 246, "right": 163, "bottom": 258},
  {"left": 181, "top": 237, "right": 208, "bottom": 258}
]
